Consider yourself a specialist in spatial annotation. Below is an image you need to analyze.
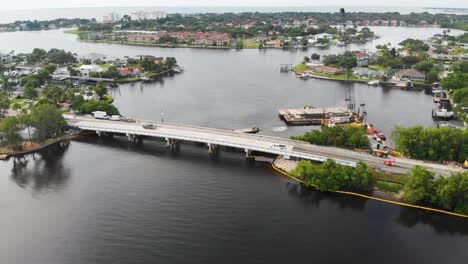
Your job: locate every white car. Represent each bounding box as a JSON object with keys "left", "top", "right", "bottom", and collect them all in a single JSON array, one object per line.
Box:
[
  {"left": 110, "top": 115, "right": 122, "bottom": 121},
  {"left": 270, "top": 144, "right": 287, "bottom": 150}
]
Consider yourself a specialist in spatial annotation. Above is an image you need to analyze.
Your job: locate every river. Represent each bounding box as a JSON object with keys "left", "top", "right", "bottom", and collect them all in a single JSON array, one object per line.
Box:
[{"left": 0, "top": 26, "right": 467, "bottom": 263}]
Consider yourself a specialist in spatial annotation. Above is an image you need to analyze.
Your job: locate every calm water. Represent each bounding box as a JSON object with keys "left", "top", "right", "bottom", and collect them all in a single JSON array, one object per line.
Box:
[{"left": 0, "top": 27, "right": 467, "bottom": 263}]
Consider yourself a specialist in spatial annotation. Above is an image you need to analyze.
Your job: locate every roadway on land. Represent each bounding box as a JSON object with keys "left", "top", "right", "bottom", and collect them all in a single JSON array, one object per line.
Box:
[{"left": 65, "top": 115, "right": 463, "bottom": 177}]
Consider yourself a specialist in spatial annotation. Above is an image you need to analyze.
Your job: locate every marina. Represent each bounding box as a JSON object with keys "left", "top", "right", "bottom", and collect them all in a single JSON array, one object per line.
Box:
[{"left": 279, "top": 107, "right": 357, "bottom": 126}]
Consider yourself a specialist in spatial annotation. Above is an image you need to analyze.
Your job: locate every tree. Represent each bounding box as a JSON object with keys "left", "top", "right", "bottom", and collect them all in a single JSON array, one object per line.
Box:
[
  {"left": 311, "top": 53, "right": 320, "bottom": 60},
  {"left": 12, "top": 103, "right": 21, "bottom": 114},
  {"left": 93, "top": 81, "right": 108, "bottom": 98},
  {"left": 414, "top": 61, "right": 433, "bottom": 73},
  {"left": 403, "top": 166, "right": 435, "bottom": 204},
  {"left": 41, "top": 85, "right": 63, "bottom": 104},
  {"left": 303, "top": 56, "right": 310, "bottom": 63},
  {"left": 18, "top": 114, "right": 33, "bottom": 142},
  {"left": 440, "top": 72, "right": 468, "bottom": 91},
  {"left": 23, "top": 85, "right": 37, "bottom": 99},
  {"left": 0, "top": 116, "right": 21, "bottom": 144},
  {"left": 0, "top": 91, "right": 10, "bottom": 114},
  {"left": 78, "top": 100, "right": 119, "bottom": 116},
  {"left": 30, "top": 104, "right": 66, "bottom": 141}
]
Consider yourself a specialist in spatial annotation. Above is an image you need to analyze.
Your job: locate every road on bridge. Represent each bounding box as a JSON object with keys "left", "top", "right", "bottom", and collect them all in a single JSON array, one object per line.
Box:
[{"left": 65, "top": 115, "right": 464, "bottom": 177}]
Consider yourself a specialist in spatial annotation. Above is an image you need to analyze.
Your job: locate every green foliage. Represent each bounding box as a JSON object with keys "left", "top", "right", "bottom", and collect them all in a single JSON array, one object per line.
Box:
[
  {"left": 323, "top": 51, "right": 357, "bottom": 69},
  {"left": 291, "top": 159, "right": 375, "bottom": 193},
  {"left": 46, "top": 48, "right": 77, "bottom": 65},
  {"left": 0, "top": 91, "right": 10, "bottom": 113},
  {"left": 23, "top": 86, "right": 37, "bottom": 99},
  {"left": 452, "top": 88, "right": 468, "bottom": 103},
  {"left": 0, "top": 116, "right": 21, "bottom": 143},
  {"left": 403, "top": 166, "right": 435, "bottom": 204},
  {"left": 392, "top": 126, "right": 468, "bottom": 162},
  {"left": 41, "top": 85, "right": 63, "bottom": 104},
  {"left": 30, "top": 104, "right": 66, "bottom": 141},
  {"left": 293, "top": 63, "right": 307, "bottom": 72},
  {"left": 399, "top": 38, "right": 429, "bottom": 52},
  {"left": 402, "top": 167, "right": 468, "bottom": 215},
  {"left": 291, "top": 125, "right": 369, "bottom": 150},
  {"left": 414, "top": 60, "right": 433, "bottom": 73},
  {"left": 311, "top": 53, "right": 320, "bottom": 60},
  {"left": 93, "top": 82, "right": 108, "bottom": 97},
  {"left": 78, "top": 100, "right": 120, "bottom": 116},
  {"left": 376, "top": 181, "right": 404, "bottom": 194},
  {"left": 440, "top": 72, "right": 468, "bottom": 91}
]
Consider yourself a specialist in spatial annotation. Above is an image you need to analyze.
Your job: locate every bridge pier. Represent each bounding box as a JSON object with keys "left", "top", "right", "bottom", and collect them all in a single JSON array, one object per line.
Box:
[
  {"left": 208, "top": 143, "right": 217, "bottom": 155},
  {"left": 245, "top": 149, "right": 254, "bottom": 160},
  {"left": 126, "top": 133, "right": 136, "bottom": 142},
  {"left": 165, "top": 138, "right": 178, "bottom": 148}
]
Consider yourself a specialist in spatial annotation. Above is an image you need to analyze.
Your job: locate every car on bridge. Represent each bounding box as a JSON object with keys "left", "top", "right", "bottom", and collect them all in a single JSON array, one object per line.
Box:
[
  {"left": 270, "top": 144, "right": 287, "bottom": 150},
  {"left": 142, "top": 124, "right": 157, "bottom": 129}
]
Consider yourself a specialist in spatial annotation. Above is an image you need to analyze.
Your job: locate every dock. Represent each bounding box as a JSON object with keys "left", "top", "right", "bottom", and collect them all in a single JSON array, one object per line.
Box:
[{"left": 279, "top": 107, "right": 352, "bottom": 125}]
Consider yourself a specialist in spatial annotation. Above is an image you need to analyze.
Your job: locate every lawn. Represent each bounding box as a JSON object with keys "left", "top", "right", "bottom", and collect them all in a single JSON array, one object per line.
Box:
[
  {"left": 293, "top": 63, "right": 307, "bottom": 72},
  {"left": 368, "top": 64, "right": 385, "bottom": 71},
  {"left": 311, "top": 72, "right": 369, "bottom": 82},
  {"left": 63, "top": 29, "right": 95, "bottom": 35},
  {"left": 243, "top": 39, "right": 260, "bottom": 49}
]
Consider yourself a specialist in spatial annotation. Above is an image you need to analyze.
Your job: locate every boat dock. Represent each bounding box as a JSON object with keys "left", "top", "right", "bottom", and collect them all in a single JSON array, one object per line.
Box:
[{"left": 279, "top": 107, "right": 353, "bottom": 125}]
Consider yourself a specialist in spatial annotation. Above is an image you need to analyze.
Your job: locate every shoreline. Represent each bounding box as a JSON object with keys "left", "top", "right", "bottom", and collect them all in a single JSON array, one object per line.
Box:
[
  {"left": 271, "top": 156, "right": 468, "bottom": 218},
  {"left": 0, "top": 134, "right": 78, "bottom": 160}
]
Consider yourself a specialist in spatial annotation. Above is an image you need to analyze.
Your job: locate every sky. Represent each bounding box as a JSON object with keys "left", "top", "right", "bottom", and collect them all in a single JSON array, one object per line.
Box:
[{"left": 2, "top": 0, "right": 466, "bottom": 10}]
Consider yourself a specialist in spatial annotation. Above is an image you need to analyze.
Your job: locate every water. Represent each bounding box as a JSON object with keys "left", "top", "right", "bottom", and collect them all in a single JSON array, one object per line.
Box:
[
  {"left": 0, "top": 27, "right": 467, "bottom": 263},
  {"left": 0, "top": 6, "right": 451, "bottom": 24}
]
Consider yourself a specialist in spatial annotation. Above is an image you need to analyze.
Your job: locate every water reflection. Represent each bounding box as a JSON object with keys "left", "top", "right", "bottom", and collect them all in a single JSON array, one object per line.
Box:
[
  {"left": 285, "top": 182, "right": 368, "bottom": 211},
  {"left": 398, "top": 207, "right": 468, "bottom": 236},
  {"left": 10, "top": 142, "right": 70, "bottom": 193}
]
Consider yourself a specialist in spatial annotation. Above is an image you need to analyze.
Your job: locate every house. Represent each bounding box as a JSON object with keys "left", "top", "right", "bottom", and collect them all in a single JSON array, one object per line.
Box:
[
  {"left": 353, "top": 67, "right": 384, "bottom": 78},
  {"left": 429, "top": 52, "right": 453, "bottom": 60},
  {"left": 394, "top": 69, "right": 426, "bottom": 81},
  {"left": 312, "top": 66, "right": 344, "bottom": 75},
  {"left": 265, "top": 40, "right": 281, "bottom": 48},
  {"left": 399, "top": 21, "right": 407, "bottom": 27},
  {"left": 390, "top": 20, "right": 398, "bottom": 26},
  {"left": 354, "top": 52, "right": 370, "bottom": 66},
  {"left": 399, "top": 49, "right": 411, "bottom": 57},
  {"left": 314, "top": 33, "right": 333, "bottom": 40},
  {"left": 116, "top": 67, "right": 131, "bottom": 76},
  {"left": 458, "top": 54, "right": 468, "bottom": 61},
  {"left": 79, "top": 65, "right": 103, "bottom": 78}
]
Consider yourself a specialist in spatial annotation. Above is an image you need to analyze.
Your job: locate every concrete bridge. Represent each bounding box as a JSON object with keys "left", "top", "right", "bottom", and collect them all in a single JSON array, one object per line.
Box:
[{"left": 64, "top": 115, "right": 464, "bottom": 177}]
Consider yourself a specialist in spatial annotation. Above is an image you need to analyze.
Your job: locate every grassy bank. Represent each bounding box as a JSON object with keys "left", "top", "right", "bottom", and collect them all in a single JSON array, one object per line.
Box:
[
  {"left": 293, "top": 63, "right": 307, "bottom": 72},
  {"left": 64, "top": 29, "right": 95, "bottom": 35},
  {"left": 376, "top": 181, "right": 404, "bottom": 194},
  {"left": 311, "top": 72, "right": 369, "bottom": 82},
  {"left": 79, "top": 39, "right": 232, "bottom": 49}
]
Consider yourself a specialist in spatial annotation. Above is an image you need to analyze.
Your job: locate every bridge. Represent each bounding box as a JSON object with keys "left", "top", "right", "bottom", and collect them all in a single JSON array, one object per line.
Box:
[{"left": 64, "top": 115, "right": 464, "bottom": 177}]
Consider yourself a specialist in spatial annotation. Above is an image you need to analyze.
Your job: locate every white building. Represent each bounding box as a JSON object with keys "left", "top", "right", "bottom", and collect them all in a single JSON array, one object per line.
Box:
[
  {"left": 314, "top": 33, "right": 333, "bottom": 40},
  {"left": 103, "top": 12, "right": 120, "bottom": 23},
  {"left": 130, "top": 11, "right": 167, "bottom": 21},
  {"left": 79, "top": 65, "right": 103, "bottom": 78}
]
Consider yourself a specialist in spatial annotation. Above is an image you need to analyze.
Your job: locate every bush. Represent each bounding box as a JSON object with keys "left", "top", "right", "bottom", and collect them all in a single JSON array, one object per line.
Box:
[
  {"left": 291, "top": 125, "right": 369, "bottom": 150},
  {"left": 376, "top": 181, "right": 403, "bottom": 194}
]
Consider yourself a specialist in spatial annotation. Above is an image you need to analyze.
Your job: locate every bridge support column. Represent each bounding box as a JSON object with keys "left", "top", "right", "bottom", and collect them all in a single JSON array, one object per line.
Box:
[
  {"left": 126, "top": 133, "right": 136, "bottom": 142},
  {"left": 208, "top": 143, "right": 217, "bottom": 155},
  {"left": 245, "top": 149, "right": 253, "bottom": 158},
  {"left": 96, "top": 131, "right": 102, "bottom": 137}
]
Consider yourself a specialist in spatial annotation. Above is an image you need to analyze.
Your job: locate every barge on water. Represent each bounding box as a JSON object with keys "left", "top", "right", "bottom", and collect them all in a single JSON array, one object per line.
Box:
[{"left": 279, "top": 107, "right": 354, "bottom": 125}]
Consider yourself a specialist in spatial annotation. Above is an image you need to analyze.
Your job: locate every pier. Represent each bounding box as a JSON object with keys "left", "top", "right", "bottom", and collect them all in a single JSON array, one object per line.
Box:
[{"left": 64, "top": 115, "right": 463, "bottom": 177}]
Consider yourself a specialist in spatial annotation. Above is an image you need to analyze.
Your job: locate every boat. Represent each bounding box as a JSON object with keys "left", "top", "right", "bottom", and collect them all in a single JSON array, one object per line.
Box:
[
  {"left": 432, "top": 98, "right": 454, "bottom": 119},
  {"left": 140, "top": 76, "right": 151, "bottom": 82},
  {"left": 298, "top": 73, "right": 309, "bottom": 80},
  {"left": 173, "top": 66, "right": 183, "bottom": 73},
  {"left": 396, "top": 80, "right": 413, "bottom": 89},
  {"left": 234, "top": 127, "right": 261, "bottom": 134},
  {"left": 367, "top": 80, "right": 380, "bottom": 86}
]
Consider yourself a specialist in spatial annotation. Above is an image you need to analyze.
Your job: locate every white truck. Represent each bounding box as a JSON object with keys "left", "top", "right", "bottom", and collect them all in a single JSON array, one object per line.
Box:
[{"left": 92, "top": 111, "right": 109, "bottom": 119}]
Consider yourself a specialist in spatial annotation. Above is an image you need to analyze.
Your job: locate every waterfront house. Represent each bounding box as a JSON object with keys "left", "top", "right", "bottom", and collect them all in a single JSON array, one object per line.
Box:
[
  {"left": 314, "top": 33, "right": 333, "bottom": 40},
  {"left": 429, "top": 52, "right": 453, "bottom": 60},
  {"left": 399, "top": 21, "right": 407, "bottom": 26},
  {"left": 79, "top": 65, "right": 103, "bottom": 78},
  {"left": 265, "top": 40, "right": 281, "bottom": 48},
  {"left": 116, "top": 67, "right": 131, "bottom": 77},
  {"left": 312, "top": 66, "right": 344, "bottom": 75},
  {"left": 394, "top": 69, "right": 426, "bottom": 81},
  {"left": 353, "top": 67, "right": 384, "bottom": 79},
  {"left": 354, "top": 52, "right": 370, "bottom": 66}
]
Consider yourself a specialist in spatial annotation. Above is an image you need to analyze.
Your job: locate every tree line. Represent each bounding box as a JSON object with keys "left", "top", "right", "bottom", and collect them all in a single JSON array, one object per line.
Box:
[{"left": 290, "top": 125, "right": 369, "bottom": 150}]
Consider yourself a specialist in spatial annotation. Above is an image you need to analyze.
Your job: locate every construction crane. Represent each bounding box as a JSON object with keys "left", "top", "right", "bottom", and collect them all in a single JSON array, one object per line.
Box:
[{"left": 340, "top": 8, "right": 356, "bottom": 112}]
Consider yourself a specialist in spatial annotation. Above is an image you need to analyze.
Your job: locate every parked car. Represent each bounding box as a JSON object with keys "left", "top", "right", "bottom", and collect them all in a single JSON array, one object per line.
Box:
[{"left": 110, "top": 115, "right": 122, "bottom": 121}]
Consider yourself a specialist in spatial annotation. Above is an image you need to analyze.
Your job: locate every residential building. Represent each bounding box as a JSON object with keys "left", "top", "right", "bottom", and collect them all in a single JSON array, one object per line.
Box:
[
  {"left": 353, "top": 67, "right": 384, "bottom": 78},
  {"left": 394, "top": 69, "right": 426, "bottom": 81},
  {"left": 265, "top": 40, "right": 281, "bottom": 48},
  {"left": 79, "top": 65, "right": 103, "bottom": 78},
  {"left": 354, "top": 52, "right": 370, "bottom": 66}
]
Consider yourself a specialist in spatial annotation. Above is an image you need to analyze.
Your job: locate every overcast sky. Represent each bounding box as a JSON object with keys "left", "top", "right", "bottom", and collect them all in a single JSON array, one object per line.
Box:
[{"left": 2, "top": 0, "right": 466, "bottom": 10}]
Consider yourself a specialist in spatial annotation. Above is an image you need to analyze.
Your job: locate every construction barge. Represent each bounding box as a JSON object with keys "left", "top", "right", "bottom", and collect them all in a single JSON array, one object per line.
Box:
[{"left": 279, "top": 107, "right": 358, "bottom": 126}]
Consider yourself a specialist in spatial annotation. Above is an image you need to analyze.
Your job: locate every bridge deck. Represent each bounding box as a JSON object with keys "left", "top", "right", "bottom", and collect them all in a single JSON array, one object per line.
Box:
[{"left": 65, "top": 115, "right": 463, "bottom": 177}]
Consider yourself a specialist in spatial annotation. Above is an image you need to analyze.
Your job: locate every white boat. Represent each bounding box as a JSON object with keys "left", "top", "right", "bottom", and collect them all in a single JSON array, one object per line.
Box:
[
  {"left": 298, "top": 73, "right": 309, "bottom": 79},
  {"left": 396, "top": 80, "right": 413, "bottom": 89},
  {"left": 173, "top": 66, "right": 183, "bottom": 73},
  {"left": 432, "top": 98, "right": 454, "bottom": 119},
  {"left": 368, "top": 80, "right": 380, "bottom": 86}
]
